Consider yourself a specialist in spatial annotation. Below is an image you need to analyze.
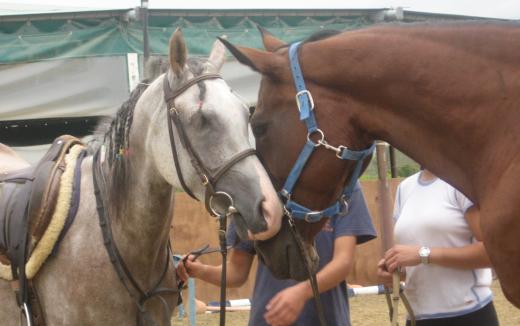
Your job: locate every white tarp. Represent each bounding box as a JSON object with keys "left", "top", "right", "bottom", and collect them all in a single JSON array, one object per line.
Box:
[{"left": 3, "top": 57, "right": 260, "bottom": 164}]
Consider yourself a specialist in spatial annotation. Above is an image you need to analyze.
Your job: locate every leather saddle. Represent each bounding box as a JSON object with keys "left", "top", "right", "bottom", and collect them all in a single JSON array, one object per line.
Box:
[{"left": 0, "top": 135, "right": 82, "bottom": 272}]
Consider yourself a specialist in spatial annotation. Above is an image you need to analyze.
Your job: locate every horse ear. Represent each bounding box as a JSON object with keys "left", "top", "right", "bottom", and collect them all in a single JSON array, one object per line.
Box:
[
  {"left": 257, "top": 25, "right": 286, "bottom": 52},
  {"left": 217, "top": 37, "right": 279, "bottom": 75},
  {"left": 208, "top": 36, "right": 227, "bottom": 72},
  {"left": 169, "top": 28, "right": 188, "bottom": 76}
]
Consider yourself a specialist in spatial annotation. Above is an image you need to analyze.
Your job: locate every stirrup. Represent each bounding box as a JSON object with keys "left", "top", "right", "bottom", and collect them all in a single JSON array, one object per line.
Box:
[{"left": 20, "top": 302, "right": 32, "bottom": 326}]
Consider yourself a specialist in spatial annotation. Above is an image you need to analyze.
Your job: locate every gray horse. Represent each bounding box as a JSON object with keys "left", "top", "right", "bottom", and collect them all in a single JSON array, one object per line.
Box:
[{"left": 0, "top": 29, "right": 283, "bottom": 325}]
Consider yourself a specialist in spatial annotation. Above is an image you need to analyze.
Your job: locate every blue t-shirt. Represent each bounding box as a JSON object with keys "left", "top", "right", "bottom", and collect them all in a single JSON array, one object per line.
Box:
[{"left": 227, "top": 182, "right": 377, "bottom": 326}]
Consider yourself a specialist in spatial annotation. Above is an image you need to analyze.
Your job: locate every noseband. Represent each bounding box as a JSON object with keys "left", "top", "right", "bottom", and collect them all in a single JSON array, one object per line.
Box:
[
  {"left": 162, "top": 74, "right": 256, "bottom": 215},
  {"left": 282, "top": 41, "right": 375, "bottom": 223}
]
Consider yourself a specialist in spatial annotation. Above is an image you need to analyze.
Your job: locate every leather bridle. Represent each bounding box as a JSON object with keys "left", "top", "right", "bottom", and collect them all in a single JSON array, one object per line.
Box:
[
  {"left": 93, "top": 72, "right": 256, "bottom": 325},
  {"left": 162, "top": 73, "right": 256, "bottom": 216},
  {"left": 163, "top": 73, "right": 257, "bottom": 326}
]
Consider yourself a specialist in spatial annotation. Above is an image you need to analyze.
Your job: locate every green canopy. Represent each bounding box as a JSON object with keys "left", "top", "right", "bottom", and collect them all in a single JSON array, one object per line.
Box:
[{"left": 0, "top": 9, "right": 386, "bottom": 63}]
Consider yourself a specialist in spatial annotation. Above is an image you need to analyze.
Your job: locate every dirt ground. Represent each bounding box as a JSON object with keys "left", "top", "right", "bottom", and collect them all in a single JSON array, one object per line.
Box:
[{"left": 172, "top": 281, "right": 520, "bottom": 325}]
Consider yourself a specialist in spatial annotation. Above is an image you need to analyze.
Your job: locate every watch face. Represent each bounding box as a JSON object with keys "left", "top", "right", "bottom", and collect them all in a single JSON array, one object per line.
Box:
[
  {"left": 419, "top": 247, "right": 430, "bottom": 263},
  {"left": 419, "top": 248, "right": 428, "bottom": 256}
]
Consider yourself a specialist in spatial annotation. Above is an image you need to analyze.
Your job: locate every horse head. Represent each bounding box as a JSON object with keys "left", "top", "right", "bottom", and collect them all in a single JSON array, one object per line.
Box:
[
  {"left": 140, "top": 29, "right": 283, "bottom": 242},
  {"left": 219, "top": 28, "right": 374, "bottom": 280}
]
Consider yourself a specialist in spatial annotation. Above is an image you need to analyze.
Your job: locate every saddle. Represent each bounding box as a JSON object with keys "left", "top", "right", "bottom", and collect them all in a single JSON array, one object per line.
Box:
[{"left": 0, "top": 135, "right": 82, "bottom": 324}]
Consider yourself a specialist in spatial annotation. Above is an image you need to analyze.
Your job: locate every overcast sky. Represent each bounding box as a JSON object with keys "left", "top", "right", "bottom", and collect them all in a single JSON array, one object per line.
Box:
[{"left": 4, "top": 0, "right": 520, "bottom": 19}]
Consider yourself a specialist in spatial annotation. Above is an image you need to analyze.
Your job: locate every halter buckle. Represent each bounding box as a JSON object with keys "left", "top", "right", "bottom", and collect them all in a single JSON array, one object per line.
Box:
[
  {"left": 295, "top": 90, "right": 315, "bottom": 112},
  {"left": 336, "top": 145, "right": 347, "bottom": 159},
  {"left": 304, "top": 211, "right": 323, "bottom": 223},
  {"left": 201, "top": 174, "right": 209, "bottom": 186},
  {"left": 340, "top": 195, "right": 350, "bottom": 214}
]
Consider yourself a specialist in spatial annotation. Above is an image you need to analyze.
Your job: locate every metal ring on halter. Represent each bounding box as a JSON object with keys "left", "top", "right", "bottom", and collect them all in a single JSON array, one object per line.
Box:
[
  {"left": 307, "top": 129, "right": 325, "bottom": 147},
  {"left": 295, "top": 90, "right": 315, "bottom": 112},
  {"left": 21, "top": 302, "right": 32, "bottom": 326},
  {"left": 209, "top": 191, "right": 237, "bottom": 217}
]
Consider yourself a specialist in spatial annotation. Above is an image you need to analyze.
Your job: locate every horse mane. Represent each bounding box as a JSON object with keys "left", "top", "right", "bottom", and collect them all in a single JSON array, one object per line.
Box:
[{"left": 87, "top": 56, "right": 208, "bottom": 215}]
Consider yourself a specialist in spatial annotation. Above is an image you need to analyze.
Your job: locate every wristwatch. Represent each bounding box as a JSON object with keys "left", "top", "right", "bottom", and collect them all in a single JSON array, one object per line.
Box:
[{"left": 418, "top": 246, "right": 431, "bottom": 264}]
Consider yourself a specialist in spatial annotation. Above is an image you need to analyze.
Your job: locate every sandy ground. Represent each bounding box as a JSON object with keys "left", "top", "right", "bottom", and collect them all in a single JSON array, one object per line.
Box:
[{"left": 172, "top": 281, "right": 520, "bottom": 325}]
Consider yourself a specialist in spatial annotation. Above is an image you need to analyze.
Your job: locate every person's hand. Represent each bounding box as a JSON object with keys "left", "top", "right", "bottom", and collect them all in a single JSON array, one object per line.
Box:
[
  {"left": 384, "top": 245, "right": 421, "bottom": 272},
  {"left": 377, "top": 258, "right": 393, "bottom": 287},
  {"left": 264, "top": 284, "right": 309, "bottom": 326},
  {"left": 176, "top": 255, "right": 206, "bottom": 282}
]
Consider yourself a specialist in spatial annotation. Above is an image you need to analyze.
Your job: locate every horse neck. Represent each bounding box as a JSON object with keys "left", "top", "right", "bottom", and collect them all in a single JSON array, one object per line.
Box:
[
  {"left": 102, "top": 119, "right": 173, "bottom": 284},
  {"left": 302, "top": 24, "right": 520, "bottom": 202}
]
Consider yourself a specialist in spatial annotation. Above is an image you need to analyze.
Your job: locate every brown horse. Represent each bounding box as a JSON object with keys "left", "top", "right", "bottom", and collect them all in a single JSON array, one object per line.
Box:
[{"left": 219, "top": 22, "right": 520, "bottom": 308}]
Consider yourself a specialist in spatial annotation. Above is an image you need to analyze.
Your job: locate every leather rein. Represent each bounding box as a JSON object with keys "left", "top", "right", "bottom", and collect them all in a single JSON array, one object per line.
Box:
[{"left": 93, "top": 151, "right": 177, "bottom": 326}]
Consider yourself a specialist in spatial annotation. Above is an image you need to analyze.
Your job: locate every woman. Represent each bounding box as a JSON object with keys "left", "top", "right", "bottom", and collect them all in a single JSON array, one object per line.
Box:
[{"left": 378, "top": 169, "right": 499, "bottom": 326}]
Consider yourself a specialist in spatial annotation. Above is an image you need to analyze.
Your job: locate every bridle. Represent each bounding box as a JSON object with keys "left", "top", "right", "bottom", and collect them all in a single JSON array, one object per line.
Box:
[
  {"left": 92, "top": 72, "right": 255, "bottom": 325},
  {"left": 163, "top": 72, "right": 256, "bottom": 326},
  {"left": 281, "top": 41, "right": 375, "bottom": 326},
  {"left": 162, "top": 73, "right": 256, "bottom": 216},
  {"left": 282, "top": 41, "right": 375, "bottom": 223}
]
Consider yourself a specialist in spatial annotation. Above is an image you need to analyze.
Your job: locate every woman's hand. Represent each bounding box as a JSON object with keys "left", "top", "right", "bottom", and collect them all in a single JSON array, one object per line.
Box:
[
  {"left": 264, "top": 284, "right": 309, "bottom": 326},
  {"left": 384, "top": 245, "right": 421, "bottom": 272},
  {"left": 176, "top": 255, "right": 207, "bottom": 282},
  {"left": 377, "top": 258, "right": 394, "bottom": 287}
]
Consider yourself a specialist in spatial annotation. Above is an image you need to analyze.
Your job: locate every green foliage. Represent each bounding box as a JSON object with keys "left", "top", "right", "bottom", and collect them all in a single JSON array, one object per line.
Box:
[{"left": 397, "top": 164, "right": 420, "bottom": 178}]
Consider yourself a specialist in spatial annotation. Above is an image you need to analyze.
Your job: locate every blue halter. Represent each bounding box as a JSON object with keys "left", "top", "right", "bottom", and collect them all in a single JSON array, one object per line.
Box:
[{"left": 281, "top": 41, "right": 375, "bottom": 223}]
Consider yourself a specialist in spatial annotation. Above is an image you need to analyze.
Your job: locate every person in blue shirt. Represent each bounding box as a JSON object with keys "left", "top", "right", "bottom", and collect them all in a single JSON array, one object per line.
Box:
[{"left": 178, "top": 182, "right": 376, "bottom": 326}]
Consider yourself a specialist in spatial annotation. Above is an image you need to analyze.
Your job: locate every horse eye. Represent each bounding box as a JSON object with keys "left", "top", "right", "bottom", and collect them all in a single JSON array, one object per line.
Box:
[{"left": 252, "top": 121, "right": 268, "bottom": 138}]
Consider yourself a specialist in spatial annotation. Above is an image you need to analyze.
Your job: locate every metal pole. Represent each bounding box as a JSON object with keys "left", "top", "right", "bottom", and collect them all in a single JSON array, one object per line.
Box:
[
  {"left": 376, "top": 141, "right": 399, "bottom": 325},
  {"left": 377, "top": 141, "right": 394, "bottom": 253},
  {"left": 141, "top": 0, "right": 150, "bottom": 69}
]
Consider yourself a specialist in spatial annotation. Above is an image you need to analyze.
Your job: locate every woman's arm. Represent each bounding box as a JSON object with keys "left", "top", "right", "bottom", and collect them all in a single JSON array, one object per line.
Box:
[
  {"left": 177, "top": 249, "right": 254, "bottom": 288},
  {"left": 263, "top": 235, "right": 356, "bottom": 326},
  {"left": 384, "top": 206, "right": 492, "bottom": 272},
  {"left": 429, "top": 206, "right": 490, "bottom": 269}
]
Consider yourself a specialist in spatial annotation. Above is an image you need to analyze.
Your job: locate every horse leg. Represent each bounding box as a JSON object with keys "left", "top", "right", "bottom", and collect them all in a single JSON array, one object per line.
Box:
[
  {"left": 480, "top": 162, "right": 520, "bottom": 308},
  {"left": 0, "top": 281, "right": 20, "bottom": 325}
]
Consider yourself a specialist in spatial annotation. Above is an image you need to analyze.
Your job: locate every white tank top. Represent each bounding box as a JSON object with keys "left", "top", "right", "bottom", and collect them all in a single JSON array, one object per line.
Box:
[{"left": 394, "top": 172, "right": 492, "bottom": 319}]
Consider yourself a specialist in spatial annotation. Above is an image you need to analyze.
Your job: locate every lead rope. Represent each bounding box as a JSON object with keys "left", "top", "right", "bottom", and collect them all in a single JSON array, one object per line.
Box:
[
  {"left": 384, "top": 271, "right": 416, "bottom": 326},
  {"left": 286, "top": 213, "right": 327, "bottom": 326},
  {"left": 208, "top": 192, "right": 238, "bottom": 326},
  {"left": 218, "top": 212, "right": 227, "bottom": 326}
]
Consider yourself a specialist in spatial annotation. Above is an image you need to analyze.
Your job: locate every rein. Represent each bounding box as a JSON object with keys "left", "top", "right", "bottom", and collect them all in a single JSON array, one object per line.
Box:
[
  {"left": 281, "top": 41, "right": 376, "bottom": 326},
  {"left": 93, "top": 150, "right": 178, "bottom": 326}
]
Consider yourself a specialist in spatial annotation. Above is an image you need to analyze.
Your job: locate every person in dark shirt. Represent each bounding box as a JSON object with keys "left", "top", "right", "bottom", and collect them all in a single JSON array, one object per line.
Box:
[{"left": 178, "top": 182, "right": 376, "bottom": 326}]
